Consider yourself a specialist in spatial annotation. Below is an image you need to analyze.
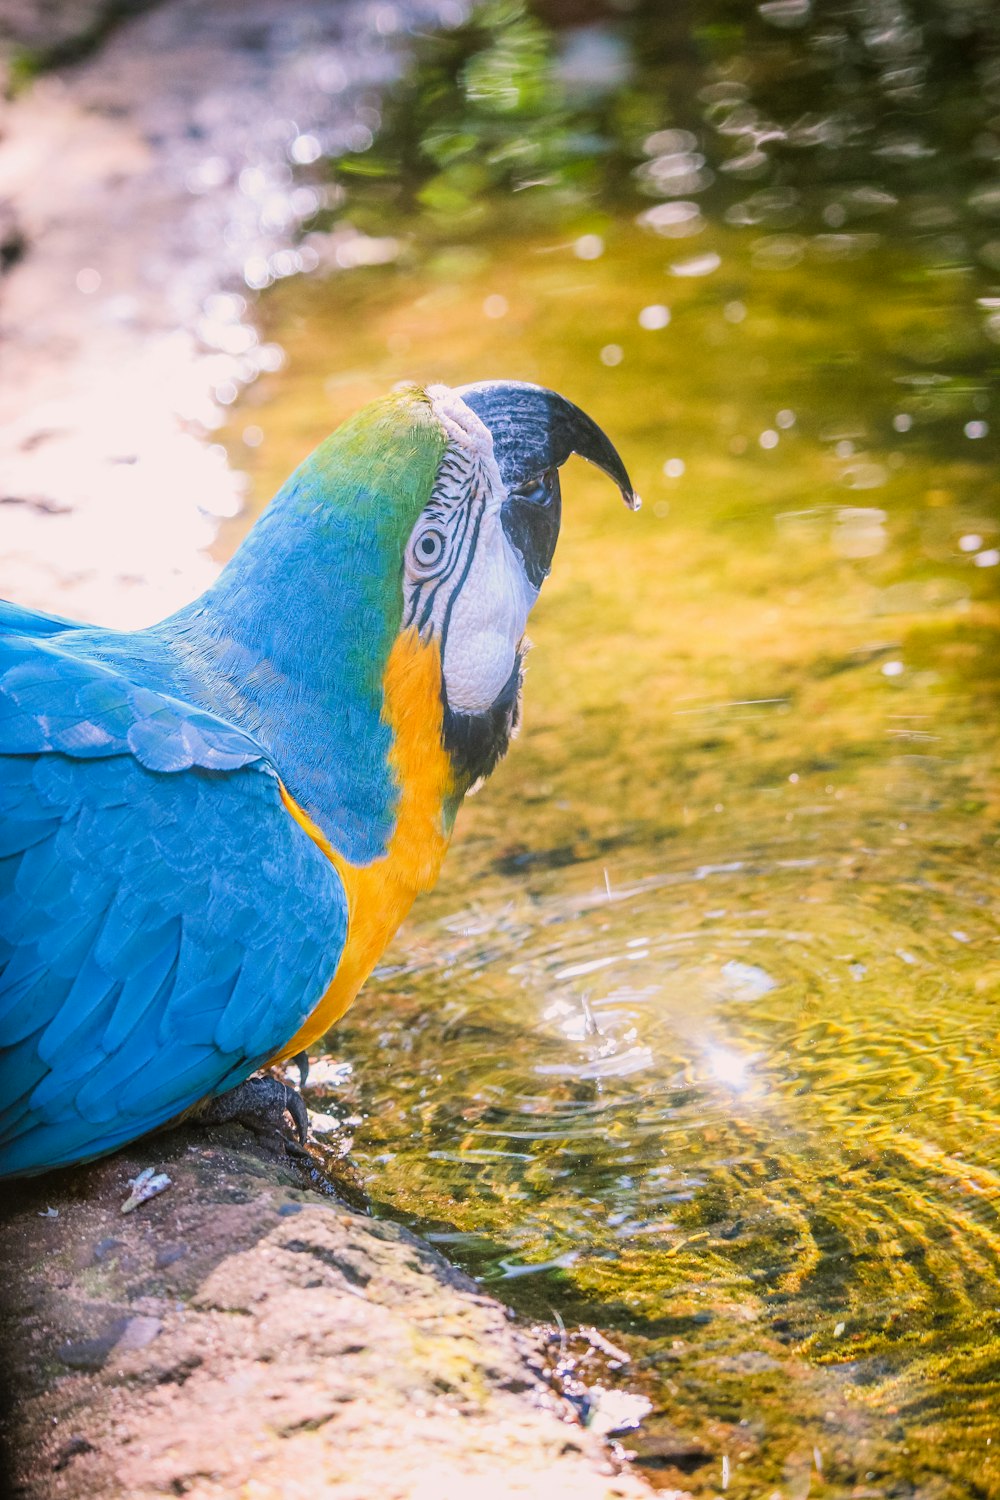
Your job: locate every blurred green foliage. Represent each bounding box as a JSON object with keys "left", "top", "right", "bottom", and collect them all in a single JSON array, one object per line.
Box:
[
  {"left": 333, "top": 0, "right": 649, "bottom": 230},
  {"left": 329, "top": 0, "right": 1000, "bottom": 252}
]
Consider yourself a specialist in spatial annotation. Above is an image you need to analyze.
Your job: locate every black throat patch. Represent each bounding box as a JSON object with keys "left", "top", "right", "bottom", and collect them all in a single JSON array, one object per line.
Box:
[{"left": 442, "top": 654, "right": 523, "bottom": 792}]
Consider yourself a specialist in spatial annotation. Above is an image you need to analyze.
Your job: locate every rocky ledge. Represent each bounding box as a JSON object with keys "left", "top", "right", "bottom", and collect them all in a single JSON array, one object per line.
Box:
[{"left": 0, "top": 1124, "right": 655, "bottom": 1500}]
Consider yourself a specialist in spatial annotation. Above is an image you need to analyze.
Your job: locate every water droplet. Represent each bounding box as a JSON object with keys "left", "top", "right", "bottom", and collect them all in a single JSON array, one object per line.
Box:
[
  {"left": 704, "top": 1046, "right": 753, "bottom": 1090},
  {"left": 751, "top": 234, "right": 806, "bottom": 269},
  {"left": 663, "top": 458, "right": 685, "bottom": 478},
  {"left": 483, "top": 294, "right": 508, "bottom": 319},
  {"left": 238, "top": 166, "right": 267, "bottom": 199},
  {"left": 759, "top": 0, "right": 811, "bottom": 27},
  {"left": 759, "top": 429, "right": 779, "bottom": 449},
  {"left": 638, "top": 304, "right": 670, "bottom": 330},
  {"left": 670, "top": 252, "right": 722, "bottom": 277},
  {"left": 637, "top": 201, "right": 704, "bottom": 238},
  {"left": 644, "top": 128, "right": 698, "bottom": 155},
  {"left": 574, "top": 233, "right": 604, "bottom": 260},
  {"left": 600, "top": 344, "right": 624, "bottom": 366},
  {"left": 842, "top": 462, "right": 888, "bottom": 490},
  {"left": 75, "top": 267, "right": 101, "bottom": 294},
  {"left": 255, "top": 343, "right": 285, "bottom": 373},
  {"left": 346, "top": 125, "right": 374, "bottom": 153},
  {"left": 975, "top": 548, "right": 1000, "bottom": 567},
  {"left": 721, "top": 960, "right": 778, "bottom": 998},
  {"left": 270, "top": 249, "right": 299, "bottom": 279},
  {"left": 290, "top": 186, "right": 321, "bottom": 219},
  {"left": 186, "top": 156, "right": 228, "bottom": 194},
  {"left": 290, "top": 133, "right": 322, "bottom": 165},
  {"left": 374, "top": 4, "right": 399, "bottom": 37},
  {"left": 243, "top": 258, "right": 272, "bottom": 291},
  {"left": 881, "top": 659, "right": 905, "bottom": 677},
  {"left": 893, "top": 412, "right": 913, "bottom": 432},
  {"left": 965, "top": 419, "right": 989, "bottom": 438}
]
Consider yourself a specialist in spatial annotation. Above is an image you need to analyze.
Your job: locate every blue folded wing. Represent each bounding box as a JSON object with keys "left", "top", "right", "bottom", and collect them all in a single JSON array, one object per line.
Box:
[
  {"left": 0, "top": 600, "right": 88, "bottom": 639},
  {"left": 0, "top": 626, "right": 347, "bottom": 1177}
]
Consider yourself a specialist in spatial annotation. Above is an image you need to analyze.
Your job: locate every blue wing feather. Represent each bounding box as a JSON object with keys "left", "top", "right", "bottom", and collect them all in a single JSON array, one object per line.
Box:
[
  {"left": 0, "top": 600, "right": 88, "bottom": 638},
  {"left": 0, "top": 631, "right": 264, "bottom": 771},
  {"left": 0, "top": 620, "right": 348, "bottom": 1176}
]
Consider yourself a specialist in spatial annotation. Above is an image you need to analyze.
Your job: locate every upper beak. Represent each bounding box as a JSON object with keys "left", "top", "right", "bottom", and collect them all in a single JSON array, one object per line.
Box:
[{"left": 455, "top": 380, "right": 639, "bottom": 590}]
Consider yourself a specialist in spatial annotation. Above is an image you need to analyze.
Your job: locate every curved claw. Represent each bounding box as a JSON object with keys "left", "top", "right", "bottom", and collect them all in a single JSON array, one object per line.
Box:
[
  {"left": 289, "top": 1050, "right": 310, "bottom": 1091},
  {"left": 282, "top": 1082, "right": 310, "bottom": 1144}
]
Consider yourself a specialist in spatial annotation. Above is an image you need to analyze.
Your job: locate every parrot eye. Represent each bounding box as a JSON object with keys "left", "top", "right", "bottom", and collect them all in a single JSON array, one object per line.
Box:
[{"left": 409, "top": 525, "right": 447, "bottom": 575}]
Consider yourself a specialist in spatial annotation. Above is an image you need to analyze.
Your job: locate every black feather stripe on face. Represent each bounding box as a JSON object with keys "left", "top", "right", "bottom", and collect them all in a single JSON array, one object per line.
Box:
[{"left": 441, "top": 652, "right": 523, "bottom": 791}]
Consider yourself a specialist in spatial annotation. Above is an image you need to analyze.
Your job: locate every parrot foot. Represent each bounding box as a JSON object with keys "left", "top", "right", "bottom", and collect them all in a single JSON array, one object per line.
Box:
[{"left": 196, "top": 1074, "right": 310, "bottom": 1149}]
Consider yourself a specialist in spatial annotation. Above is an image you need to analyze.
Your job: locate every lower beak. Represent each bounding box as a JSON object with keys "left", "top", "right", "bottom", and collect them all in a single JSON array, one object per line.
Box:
[{"left": 500, "top": 468, "right": 562, "bottom": 591}]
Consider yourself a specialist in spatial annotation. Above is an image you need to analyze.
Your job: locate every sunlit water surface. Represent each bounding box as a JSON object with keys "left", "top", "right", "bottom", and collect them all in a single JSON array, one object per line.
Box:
[{"left": 224, "top": 7, "right": 1000, "bottom": 1494}]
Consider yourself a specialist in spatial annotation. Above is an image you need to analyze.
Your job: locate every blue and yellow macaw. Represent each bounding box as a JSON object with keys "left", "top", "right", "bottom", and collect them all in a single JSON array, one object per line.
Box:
[{"left": 0, "top": 381, "right": 635, "bottom": 1177}]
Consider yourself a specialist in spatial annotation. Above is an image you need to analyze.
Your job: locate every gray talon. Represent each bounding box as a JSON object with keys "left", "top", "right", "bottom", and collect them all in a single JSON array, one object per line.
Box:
[
  {"left": 283, "top": 1082, "right": 310, "bottom": 1143},
  {"left": 289, "top": 1050, "right": 310, "bottom": 1090}
]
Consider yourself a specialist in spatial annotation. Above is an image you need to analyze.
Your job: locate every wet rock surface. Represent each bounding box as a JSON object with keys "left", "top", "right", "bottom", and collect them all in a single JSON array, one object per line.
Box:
[{"left": 0, "top": 1124, "right": 654, "bottom": 1499}]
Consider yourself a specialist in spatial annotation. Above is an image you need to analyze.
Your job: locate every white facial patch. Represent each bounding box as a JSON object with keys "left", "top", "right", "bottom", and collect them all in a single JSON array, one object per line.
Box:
[
  {"left": 440, "top": 510, "right": 538, "bottom": 712},
  {"left": 402, "top": 386, "right": 539, "bottom": 715}
]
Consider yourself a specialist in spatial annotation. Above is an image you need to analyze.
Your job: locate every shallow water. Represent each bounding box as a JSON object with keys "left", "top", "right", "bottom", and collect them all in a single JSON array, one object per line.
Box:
[{"left": 227, "top": 5, "right": 1000, "bottom": 1494}]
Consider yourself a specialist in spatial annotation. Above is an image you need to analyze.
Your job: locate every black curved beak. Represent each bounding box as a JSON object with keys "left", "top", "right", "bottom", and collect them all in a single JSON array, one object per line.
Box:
[{"left": 455, "top": 380, "right": 639, "bottom": 590}]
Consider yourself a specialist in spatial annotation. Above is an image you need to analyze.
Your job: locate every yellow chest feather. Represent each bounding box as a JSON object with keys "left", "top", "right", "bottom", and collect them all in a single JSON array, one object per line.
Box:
[{"left": 273, "top": 629, "right": 453, "bottom": 1061}]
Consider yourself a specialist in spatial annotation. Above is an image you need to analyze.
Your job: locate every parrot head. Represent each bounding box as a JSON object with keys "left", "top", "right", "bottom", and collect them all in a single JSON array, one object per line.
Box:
[
  {"left": 193, "top": 379, "right": 636, "bottom": 854},
  {"left": 396, "top": 380, "right": 638, "bottom": 793}
]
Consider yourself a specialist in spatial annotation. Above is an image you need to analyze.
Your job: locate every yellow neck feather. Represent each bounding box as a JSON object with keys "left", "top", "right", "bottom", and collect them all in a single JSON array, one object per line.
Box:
[{"left": 273, "top": 628, "right": 453, "bottom": 1060}]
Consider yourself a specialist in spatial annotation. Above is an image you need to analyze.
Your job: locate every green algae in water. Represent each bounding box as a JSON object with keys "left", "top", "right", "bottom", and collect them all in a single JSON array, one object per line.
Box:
[{"left": 225, "top": 5, "right": 1000, "bottom": 1495}]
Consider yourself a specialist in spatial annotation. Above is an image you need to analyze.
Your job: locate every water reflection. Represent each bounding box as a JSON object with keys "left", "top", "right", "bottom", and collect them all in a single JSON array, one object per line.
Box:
[{"left": 231, "top": 2, "right": 1000, "bottom": 1494}]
